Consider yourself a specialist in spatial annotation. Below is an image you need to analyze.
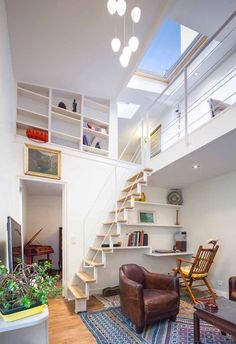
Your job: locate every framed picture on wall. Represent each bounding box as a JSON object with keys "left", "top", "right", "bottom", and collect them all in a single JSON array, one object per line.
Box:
[
  {"left": 24, "top": 144, "right": 61, "bottom": 179},
  {"left": 138, "top": 211, "right": 156, "bottom": 224}
]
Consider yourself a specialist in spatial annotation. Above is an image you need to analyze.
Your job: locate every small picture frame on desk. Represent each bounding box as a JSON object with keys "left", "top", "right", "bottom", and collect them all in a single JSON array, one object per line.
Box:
[{"left": 138, "top": 211, "right": 156, "bottom": 224}]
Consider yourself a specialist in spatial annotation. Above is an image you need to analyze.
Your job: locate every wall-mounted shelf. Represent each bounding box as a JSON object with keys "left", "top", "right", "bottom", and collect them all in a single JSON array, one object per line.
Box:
[
  {"left": 145, "top": 251, "right": 193, "bottom": 257},
  {"left": 16, "top": 82, "right": 110, "bottom": 158},
  {"left": 113, "top": 246, "right": 150, "bottom": 250},
  {"left": 121, "top": 223, "right": 183, "bottom": 228},
  {"left": 134, "top": 201, "right": 183, "bottom": 208}
]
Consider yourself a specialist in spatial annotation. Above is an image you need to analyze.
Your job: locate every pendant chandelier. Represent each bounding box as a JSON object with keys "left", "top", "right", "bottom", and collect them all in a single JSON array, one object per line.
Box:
[{"left": 107, "top": 0, "right": 141, "bottom": 68}]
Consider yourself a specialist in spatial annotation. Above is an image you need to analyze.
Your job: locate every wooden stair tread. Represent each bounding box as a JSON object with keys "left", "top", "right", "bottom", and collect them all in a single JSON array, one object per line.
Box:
[
  {"left": 117, "top": 193, "right": 140, "bottom": 203},
  {"left": 122, "top": 180, "right": 146, "bottom": 193},
  {"left": 127, "top": 168, "right": 153, "bottom": 183},
  {"left": 76, "top": 271, "right": 96, "bottom": 283},
  {"left": 68, "top": 285, "right": 87, "bottom": 299},
  {"left": 109, "top": 206, "right": 133, "bottom": 214},
  {"left": 84, "top": 259, "right": 104, "bottom": 267},
  {"left": 103, "top": 220, "right": 127, "bottom": 225},
  {"left": 90, "top": 246, "right": 113, "bottom": 252},
  {"left": 96, "top": 233, "right": 120, "bottom": 237}
]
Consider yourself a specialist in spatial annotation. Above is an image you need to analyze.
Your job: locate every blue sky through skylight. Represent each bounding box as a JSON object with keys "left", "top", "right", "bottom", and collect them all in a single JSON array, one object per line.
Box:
[{"left": 138, "top": 19, "right": 199, "bottom": 77}]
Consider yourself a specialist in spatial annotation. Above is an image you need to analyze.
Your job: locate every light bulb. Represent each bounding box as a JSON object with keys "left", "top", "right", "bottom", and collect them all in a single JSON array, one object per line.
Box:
[
  {"left": 111, "top": 38, "right": 121, "bottom": 52},
  {"left": 123, "top": 46, "right": 132, "bottom": 59},
  {"left": 120, "top": 53, "right": 129, "bottom": 68},
  {"left": 131, "top": 7, "right": 141, "bottom": 23},
  {"left": 117, "top": 0, "right": 127, "bottom": 16},
  {"left": 128, "top": 36, "right": 139, "bottom": 52},
  {"left": 107, "top": 0, "right": 117, "bottom": 15}
]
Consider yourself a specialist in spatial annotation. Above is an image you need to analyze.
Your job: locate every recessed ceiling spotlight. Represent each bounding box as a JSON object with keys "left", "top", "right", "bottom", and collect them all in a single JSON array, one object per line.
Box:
[
  {"left": 192, "top": 164, "right": 200, "bottom": 169},
  {"left": 193, "top": 72, "right": 199, "bottom": 77}
]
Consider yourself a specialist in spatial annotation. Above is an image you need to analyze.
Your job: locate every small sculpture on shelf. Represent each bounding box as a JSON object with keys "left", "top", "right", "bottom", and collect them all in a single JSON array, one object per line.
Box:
[
  {"left": 95, "top": 142, "right": 101, "bottom": 149},
  {"left": 58, "top": 101, "right": 66, "bottom": 109},
  {"left": 72, "top": 99, "right": 77, "bottom": 112}
]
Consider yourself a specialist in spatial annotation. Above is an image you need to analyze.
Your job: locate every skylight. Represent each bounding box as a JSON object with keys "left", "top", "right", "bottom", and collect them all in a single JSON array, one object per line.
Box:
[
  {"left": 138, "top": 19, "right": 200, "bottom": 78},
  {"left": 117, "top": 102, "right": 140, "bottom": 119}
]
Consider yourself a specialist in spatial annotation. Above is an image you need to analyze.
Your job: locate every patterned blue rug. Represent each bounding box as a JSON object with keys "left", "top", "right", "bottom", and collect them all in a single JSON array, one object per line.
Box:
[{"left": 80, "top": 307, "right": 235, "bottom": 344}]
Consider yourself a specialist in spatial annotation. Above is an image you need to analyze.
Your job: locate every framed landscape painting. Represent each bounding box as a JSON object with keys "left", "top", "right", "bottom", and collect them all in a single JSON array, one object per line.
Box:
[
  {"left": 138, "top": 211, "right": 156, "bottom": 224},
  {"left": 25, "top": 144, "right": 61, "bottom": 179}
]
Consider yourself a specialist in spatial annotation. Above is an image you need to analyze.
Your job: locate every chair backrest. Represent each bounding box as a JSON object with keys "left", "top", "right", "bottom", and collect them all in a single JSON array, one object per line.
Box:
[
  {"left": 189, "top": 245, "right": 219, "bottom": 276},
  {"left": 121, "top": 264, "right": 145, "bottom": 285}
]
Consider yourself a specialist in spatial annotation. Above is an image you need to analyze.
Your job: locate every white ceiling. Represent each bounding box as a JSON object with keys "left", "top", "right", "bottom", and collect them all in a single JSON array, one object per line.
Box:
[
  {"left": 148, "top": 129, "right": 236, "bottom": 189},
  {"left": 22, "top": 180, "right": 63, "bottom": 196},
  {"left": 5, "top": 0, "right": 170, "bottom": 99}
]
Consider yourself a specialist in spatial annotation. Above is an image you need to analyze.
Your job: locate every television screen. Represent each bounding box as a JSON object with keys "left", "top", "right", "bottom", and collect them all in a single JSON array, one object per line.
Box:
[{"left": 7, "top": 216, "right": 24, "bottom": 272}]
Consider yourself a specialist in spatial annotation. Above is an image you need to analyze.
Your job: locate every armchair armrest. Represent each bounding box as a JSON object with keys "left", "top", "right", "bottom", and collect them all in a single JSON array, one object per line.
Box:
[
  {"left": 142, "top": 268, "right": 179, "bottom": 295},
  {"left": 119, "top": 268, "right": 144, "bottom": 330},
  {"left": 229, "top": 276, "right": 236, "bottom": 301},
  {"left": 176, "top": 258, "right": 194, "bottom": 264}
]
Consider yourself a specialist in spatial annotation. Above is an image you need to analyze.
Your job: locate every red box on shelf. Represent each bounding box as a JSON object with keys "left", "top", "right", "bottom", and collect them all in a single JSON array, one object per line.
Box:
[{"left": 26, "top": 128, "right": 48, "bottom": 142}]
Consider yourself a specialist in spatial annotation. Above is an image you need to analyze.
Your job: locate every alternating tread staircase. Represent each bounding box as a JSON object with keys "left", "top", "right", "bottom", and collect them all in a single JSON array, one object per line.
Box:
[{"left": 68, "top": 168, "right": 153, "bottom": 312}]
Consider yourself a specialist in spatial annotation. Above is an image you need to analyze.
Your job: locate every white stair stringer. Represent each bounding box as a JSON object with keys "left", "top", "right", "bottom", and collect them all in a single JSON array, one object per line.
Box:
[{"left": 68, "top": 168, "right": 153, "bottom": 312}]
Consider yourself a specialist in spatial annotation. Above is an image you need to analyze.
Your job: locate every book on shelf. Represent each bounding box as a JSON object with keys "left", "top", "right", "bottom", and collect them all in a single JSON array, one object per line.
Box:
[
  {"left": 127, "top": 231, "right": 148, "bottom": 247},
  {"left": 83, "top": 134, "right": 90, "bottom": 146}
]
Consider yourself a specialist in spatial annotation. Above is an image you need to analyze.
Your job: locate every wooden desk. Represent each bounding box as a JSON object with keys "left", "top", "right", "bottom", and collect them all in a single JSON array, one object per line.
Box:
[
  {"left": 0, "top": 307, "right": 48, "bottom": 344},
  {"left": 194, "top": 298, "right": 236, "bottom": 343}
]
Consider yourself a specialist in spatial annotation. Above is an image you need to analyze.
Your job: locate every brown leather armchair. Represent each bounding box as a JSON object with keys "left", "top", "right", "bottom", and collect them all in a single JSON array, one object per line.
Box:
[
  {"left": 229, "top": 276, "right": 236, "bottom": 301},
  {"left": 119, "top": 264, "right": 180, "bottom": 333}
]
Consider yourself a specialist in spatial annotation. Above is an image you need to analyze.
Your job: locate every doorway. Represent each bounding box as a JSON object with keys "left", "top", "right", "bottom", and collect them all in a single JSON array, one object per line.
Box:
[{"left": 19, "top": 177, "right": 66, "bottom": 289}]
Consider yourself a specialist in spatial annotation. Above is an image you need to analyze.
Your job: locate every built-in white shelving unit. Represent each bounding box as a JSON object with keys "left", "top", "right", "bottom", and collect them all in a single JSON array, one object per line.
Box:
[{"left": 16, "top": 82, "right": 110, "bottom": 157}]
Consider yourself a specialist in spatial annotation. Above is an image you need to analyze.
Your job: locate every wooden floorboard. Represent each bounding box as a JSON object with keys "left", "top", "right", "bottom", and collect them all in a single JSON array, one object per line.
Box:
[{"left": 48, "top": 296, "right": 104, "bottom": 344}]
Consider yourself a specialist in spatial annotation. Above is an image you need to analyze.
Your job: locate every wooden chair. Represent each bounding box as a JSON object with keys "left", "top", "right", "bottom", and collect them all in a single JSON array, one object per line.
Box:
[{"left": 173, "top": 244, "right": 219, "bottom": 304}]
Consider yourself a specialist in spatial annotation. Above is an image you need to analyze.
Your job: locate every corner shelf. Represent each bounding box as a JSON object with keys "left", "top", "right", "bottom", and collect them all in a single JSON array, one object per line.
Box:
[{"left": 83, "top": 116, "right": 109, "bottom": 129}]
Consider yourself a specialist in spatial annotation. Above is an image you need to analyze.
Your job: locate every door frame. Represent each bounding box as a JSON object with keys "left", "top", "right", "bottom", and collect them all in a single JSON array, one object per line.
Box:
[{"left": 18, "top": 176, "right": 68, "bottom": 296}]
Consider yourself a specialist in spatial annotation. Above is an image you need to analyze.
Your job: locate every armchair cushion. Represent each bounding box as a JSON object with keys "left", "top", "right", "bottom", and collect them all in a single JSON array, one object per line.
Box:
[
  {"left": 180, "top": 266, "right": 208, "bottom": 278},
  {"left": 143, "top": 289, "right": 179, "bottom": 316}
]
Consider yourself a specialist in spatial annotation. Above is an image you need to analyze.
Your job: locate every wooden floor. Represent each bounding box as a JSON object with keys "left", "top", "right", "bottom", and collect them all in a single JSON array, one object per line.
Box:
[{"left": 48, "top": 296, "right": 104, "bottom": 344}]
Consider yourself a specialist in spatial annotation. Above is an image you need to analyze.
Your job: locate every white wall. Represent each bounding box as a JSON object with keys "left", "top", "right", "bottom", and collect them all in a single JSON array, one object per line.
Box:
[
  {"left": 0, "top": 0, "right": 17, "bottom": 264},
  {"left": 12, "top": 139, "right": 137, "bottom": 287},
  {"left": 183, "top": 169, "right": 236, "bottom": 296},
  {"left": 26, "top": 195, "right": 62, "bottom": 269}
]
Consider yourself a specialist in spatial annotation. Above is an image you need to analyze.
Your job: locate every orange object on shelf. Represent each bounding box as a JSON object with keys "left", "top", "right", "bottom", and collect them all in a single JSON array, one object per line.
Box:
[{"left": 26, "top": 128, "right": 48, "bottom": 142}]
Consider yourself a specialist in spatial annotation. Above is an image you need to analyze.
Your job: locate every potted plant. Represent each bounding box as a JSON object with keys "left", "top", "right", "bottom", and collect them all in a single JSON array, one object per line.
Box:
[{"left": 0, "top": 260, "right": 61, "bottom": 321}]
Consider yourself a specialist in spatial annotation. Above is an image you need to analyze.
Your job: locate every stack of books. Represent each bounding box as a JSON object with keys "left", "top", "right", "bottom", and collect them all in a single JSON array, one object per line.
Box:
[{"left": 123, "top": 231, "right": 148, "bottom": 247}]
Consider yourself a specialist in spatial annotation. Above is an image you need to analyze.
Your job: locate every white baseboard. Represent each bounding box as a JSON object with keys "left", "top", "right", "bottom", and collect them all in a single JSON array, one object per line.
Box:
[
  {"left": 89, "top": 288, "right": 104, "bottom": 296},
  {"left": 215, "top": 288, "right": 228, "bottom": 298}
]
